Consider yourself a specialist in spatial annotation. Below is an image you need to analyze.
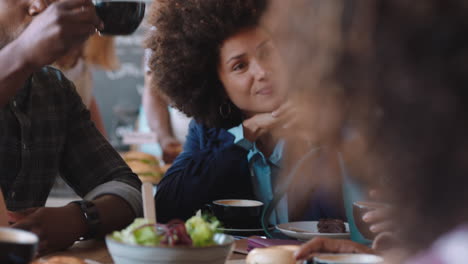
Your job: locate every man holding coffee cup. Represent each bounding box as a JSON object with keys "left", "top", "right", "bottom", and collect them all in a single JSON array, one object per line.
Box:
[{"left": 0, "top": 0, "right": 142, "bottom": 255}]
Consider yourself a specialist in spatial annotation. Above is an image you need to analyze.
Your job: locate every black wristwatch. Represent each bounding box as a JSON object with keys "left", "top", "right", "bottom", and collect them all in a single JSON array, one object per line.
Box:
[{"left": 70, "top": 200, "right": 100, "bottom": 240}]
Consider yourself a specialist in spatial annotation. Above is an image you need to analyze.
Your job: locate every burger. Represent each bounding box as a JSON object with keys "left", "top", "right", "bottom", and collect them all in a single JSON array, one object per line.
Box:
[
  {"left": 122, "top": 151, "right": 162, "bottom": 184},
  {"left": 122, "top": 151, "right": 160, "bottom": 167},
  {"left": 246, "top": 245, "right": 301, "bottom": 264},
  {"left": 126, "top": 160, "right": 163, "bottom": 184}
]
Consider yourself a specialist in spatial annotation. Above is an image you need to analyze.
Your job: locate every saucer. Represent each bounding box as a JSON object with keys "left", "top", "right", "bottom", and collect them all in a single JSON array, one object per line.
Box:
[{"left": 276, "top": 221, "right": 350, "bottom": 241}]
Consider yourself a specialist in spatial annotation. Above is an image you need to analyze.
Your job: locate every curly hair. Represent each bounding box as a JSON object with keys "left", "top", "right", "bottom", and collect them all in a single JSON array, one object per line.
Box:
[{"left": 145, "top": 0, "right": 268, "bottom": 128}]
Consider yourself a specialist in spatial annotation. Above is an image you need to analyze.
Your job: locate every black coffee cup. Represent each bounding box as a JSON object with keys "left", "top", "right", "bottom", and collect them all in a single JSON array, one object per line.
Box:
[
  {"left": 0, "top": 227, "right": 38, "bottom": 264},
  {"left": 207, "top": 199, "right": 264, "bottom": 229},
  {"left": 93, "top": 0, "right": 146, "bottom": 35}
]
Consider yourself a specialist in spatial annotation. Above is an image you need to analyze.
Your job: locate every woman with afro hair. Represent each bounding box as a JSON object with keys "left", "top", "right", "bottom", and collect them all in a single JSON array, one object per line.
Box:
[{"left": 146, "top": 0, "right": 345, "bottom": 224}]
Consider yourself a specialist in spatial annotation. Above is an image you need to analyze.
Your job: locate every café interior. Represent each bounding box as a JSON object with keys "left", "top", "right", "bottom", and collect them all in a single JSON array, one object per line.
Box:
[{"left": 1, "top": 0, "right": 467, "bottom": 264}]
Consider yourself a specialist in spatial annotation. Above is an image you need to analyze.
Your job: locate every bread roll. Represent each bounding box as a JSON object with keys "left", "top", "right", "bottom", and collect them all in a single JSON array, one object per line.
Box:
[
  {"left": 33, "top": 256, "right": 86, "bottom": 264},
  {"left": 246, "top": 245, "right": 301, "bottom": 264}
]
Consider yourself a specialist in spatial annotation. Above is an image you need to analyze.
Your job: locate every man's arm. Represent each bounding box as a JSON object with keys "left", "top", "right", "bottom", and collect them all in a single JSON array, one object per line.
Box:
[
  {"left": 11, "top": 194, "right": 137, "bottom": 255},
  {"left": 0, "top": 0, "right": 101, "bottom": 106},
  {"left": 10, "top": 71, "right": 141, "bottom": 255},
  {"left": 0, "top": 42, "right": 35, "bottom": 106},
  {"left": 89, "top": 96, "right": 108, "bottom": 137},
  {"left": 58, "top": 73, "right": 142, "bottom": 218}
]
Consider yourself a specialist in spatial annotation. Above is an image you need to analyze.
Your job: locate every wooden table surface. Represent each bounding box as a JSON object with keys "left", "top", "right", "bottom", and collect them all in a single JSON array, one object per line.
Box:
[{"left": 43, "top": 239, "right": 247, "bottom": 264}]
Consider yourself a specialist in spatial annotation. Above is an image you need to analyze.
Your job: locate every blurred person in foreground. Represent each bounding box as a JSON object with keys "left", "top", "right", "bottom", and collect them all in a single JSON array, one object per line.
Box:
[
  {"left": 269, "top": 0, "right": 468, "bottom": 263},
  {"left": 146, "top": 0, "right": 345, "bottom": 224},
  {"left": 0, "top": 0, "right": 142, "bottom": 255}
]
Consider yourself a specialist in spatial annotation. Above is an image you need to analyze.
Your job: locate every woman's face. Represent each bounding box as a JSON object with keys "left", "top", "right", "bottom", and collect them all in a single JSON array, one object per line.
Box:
[{"left": 218, "top": 27, "right": 287, "bottom": 117}]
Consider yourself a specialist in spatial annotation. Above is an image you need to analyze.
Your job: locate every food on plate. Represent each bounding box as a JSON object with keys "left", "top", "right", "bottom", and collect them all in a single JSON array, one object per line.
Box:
[
  {"left": 246, "top": 245, "right": 301, "bottom": 264},
  {"left": 110, "top": 218, "right": 161, "bottom": 246},
  {"left": 126, "top": 160, "right": 162, "bottom": 184},
  {"left": 185, "top": 213, "right": 220, "bottom": 246},
  {"left": 122, "top": 151, "right": 163, "bottom": 184},
  {"left": 317, "top": 219, "right": 346, "bottom": 233},
  {"left": 111, "top": 211, "right": 221, "bottom": 247},
  {"left": 122, "top": 151, "right": 160, "bottom": 166},
  {"left": 31, "top": 256, "right": 86, "bottom": 264}
]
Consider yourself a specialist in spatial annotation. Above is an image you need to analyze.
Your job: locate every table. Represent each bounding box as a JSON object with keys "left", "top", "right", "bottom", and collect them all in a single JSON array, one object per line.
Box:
[{"left": 44, "top": 239, "right": 247, "bottom": 264}]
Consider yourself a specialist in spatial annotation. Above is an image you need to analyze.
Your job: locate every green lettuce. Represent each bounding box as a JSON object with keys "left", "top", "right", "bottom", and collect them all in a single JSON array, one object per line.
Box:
[
  {"left": 111, "top": 218, "right": 161, "bottom": 246},
  {"left": 185, "top": 211, "right": 220, "bottom": 247}
]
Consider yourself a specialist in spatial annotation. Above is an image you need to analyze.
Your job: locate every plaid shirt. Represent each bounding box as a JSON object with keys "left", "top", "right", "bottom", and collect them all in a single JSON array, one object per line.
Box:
[{"left": 0, "top": 67, "right": 142, "bottom": 212}]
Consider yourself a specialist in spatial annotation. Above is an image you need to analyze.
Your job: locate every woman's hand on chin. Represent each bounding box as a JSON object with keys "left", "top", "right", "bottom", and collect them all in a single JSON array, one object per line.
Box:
[
  {"left": 242, "top": 112, "right": 281, "bottom": 142},
  {"left": 241, "top": 101, "right": 291, "bottom": 142},
  {"left": 242, "top": 101, "right": 306, "bottom": 143}
]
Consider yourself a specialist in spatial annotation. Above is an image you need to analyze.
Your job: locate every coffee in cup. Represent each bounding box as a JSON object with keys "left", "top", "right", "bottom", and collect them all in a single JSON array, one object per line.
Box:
[
  {"left": 0, "top": 227, "right": 38, "bottom": 264},
  {"left": 352, "top": 201, "right": 389, "bottom": 240},
  {"left": 93, "top": 0, "right": 146, "bottom": 35},
  {"left": 314, "top": 254, "right": 383, "bottom": 264},
  {"left": 209, "top": 199, "right": 264, "bottom": 229}
]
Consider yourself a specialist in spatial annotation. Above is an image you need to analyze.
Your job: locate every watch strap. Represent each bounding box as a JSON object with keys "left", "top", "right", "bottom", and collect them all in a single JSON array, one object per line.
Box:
[{"left": 70, "top": 200, "right": 100, "bottom": 240}]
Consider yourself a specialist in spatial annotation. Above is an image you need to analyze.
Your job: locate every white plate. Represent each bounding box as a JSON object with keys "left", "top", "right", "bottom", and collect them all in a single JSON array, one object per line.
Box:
[
  {"left": 217, "top": 226, "right": 274, "bottom": 234},
  {"left": 218, "top": 227, "right": 264, "bottom": 232},
  {"left": 276, "top": 221, "right": 350, "bottom": 241}
]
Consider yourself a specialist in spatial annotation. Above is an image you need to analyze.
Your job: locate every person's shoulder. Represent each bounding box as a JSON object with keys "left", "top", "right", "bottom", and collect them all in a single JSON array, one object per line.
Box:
[
  {"left": 30, "top": 66, "right": 70, "bottom": 88},
  {"left": 27, "top": 66, "right": 83, "bottom": 109},
  {"left": 188, "top": 120, "right": 224, "bottom": 135},
  {"left": 188, "top": 119, "right": 205, "bottom": 130},
  {"left": 31, "top": 66, "right": 75, "bottom": 93},
  {"left": 188, "top": 120, "right": 237, "bottom": 144},
  {"left": 33, "top": 66, "right": 67, "bottom": 82}
]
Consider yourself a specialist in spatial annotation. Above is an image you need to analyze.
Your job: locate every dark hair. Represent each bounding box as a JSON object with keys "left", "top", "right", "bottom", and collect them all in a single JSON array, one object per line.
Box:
[
  {"left": 145, "top": 0, "right": 268, "bottom": 128},
  {"left": 273, "top": 0, "right": 468, "bottom": 251}
]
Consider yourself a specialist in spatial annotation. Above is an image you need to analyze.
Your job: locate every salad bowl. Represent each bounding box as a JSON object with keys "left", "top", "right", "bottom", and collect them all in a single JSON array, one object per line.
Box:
[{"left": 106, "top": 233, "right": 235, "bottom": 264}]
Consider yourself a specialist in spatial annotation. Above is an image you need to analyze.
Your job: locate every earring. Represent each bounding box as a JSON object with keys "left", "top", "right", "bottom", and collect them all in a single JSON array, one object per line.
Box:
[{"left": 219, "top": 101, "right": 232, "bottom": 119}]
